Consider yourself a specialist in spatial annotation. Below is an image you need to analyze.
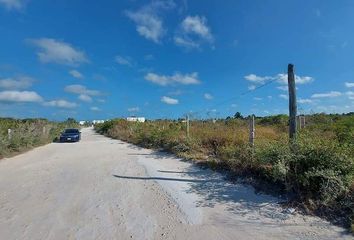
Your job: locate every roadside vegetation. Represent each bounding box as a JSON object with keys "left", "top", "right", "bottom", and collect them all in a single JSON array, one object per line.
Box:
[
  {"left": 0, "top": 118, "right": 79, "bottom": 159},
  {"left": 95, "top": 112, "right": 354, "bottom": 230}
]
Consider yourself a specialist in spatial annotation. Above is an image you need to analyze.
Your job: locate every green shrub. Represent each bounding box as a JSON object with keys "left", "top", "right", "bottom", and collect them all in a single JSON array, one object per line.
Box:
[
  {"left": 0, "top": 118, "right": 79, "bottom": 158},
  {"left": 95, "top": 114, "right": 354, "bottom": 228}
]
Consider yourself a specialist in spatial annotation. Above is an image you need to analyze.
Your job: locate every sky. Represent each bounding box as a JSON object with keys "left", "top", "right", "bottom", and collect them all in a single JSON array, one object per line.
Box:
[{"left": 0, "top": 0, "right": 354, "bottom": 120}]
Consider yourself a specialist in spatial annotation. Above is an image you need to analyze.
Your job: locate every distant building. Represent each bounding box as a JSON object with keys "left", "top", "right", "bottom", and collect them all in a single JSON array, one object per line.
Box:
[
  {"left": 92, "top": 120, "right": 105, "bottom": 124},
  {"left": 79, "top": 121, "right": 87, "bottom": 125},
  {"left": 127, "top": 117, "right": 145, "bottom": 123}
]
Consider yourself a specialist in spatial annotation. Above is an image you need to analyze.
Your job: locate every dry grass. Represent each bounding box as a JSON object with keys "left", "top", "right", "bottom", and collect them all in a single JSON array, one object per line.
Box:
[{"left": 96, "top": 115, "right": 354, "bottom": 229}]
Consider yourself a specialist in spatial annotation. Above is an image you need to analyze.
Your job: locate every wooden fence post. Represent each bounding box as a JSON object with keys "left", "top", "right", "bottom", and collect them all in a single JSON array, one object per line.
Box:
[
  {"left": 297, "top": 116, "right": 306, "bottom": 129},
  {"left": 288, "top": 64, "right": 297, "bottom": 141},
  {"left": 8, "top": 129, "right": 12, "bottom": 140},
  {"left": 249, "top": 115, "right": 255, "bottom": 147},
  {"left": 186, "top": 114, "right": 190, "bottom": 138}
]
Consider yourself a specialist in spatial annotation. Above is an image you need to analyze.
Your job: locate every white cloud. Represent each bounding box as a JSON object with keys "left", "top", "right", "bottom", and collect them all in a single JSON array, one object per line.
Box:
[
  {"left": 97, "top": 99, "right": 106, "bottom": 103},
  {"left": 277, "top": 85, "right": 288, "bottom": 91},
  {"left": 204, "top": 93, "right": 213, "bottom": 100},
  {"left": 174, "top": 36, "right": 199, "bottom": 48},
  {"left": 346, "top": 91, "right": 354, "bottom": 100},
  {"left": 311, "top": 91, "right": 342, "bottom": 98},
  {"left": 43, "top": 100, "right": 78, "bottom": 108},
  {"left": 0, "top": 90, "right": 43, "bottom": 103},
  {"left": 181, "top": 16, "right": 213, "bottom": 41},
  {"left": 161, "top": 96, "right": 178, "bottom": 105},
  {"left": 128, "top": 107, "right": 140, "bottom": 112},
  {"left": 145, "top": 72, "right": 200, "bottom": 86},
  {"left": 78, "top": 94, "right": 92, "bottom": 102},
  {"left": 248, "top": 85, "right": 256, "bottom": 90},
  {"left": 125, "top": 0, "right": 175, "bottom": 43},
  {"left": 29, "top": 38, "right": 88, "bottom": 66},
  {"left": 298, "top": 98, "right": 313, "bottom": 104},
  {"left": 253, "top": 97, "right": 262, "bottom": 101},
  {"left": 175, "top": 15, "right": 213, "bottom": 49},
  {"left": 126, "top": 11, "right": 163, "bottom": 43},
  {"left": 345, "top": 82, "right": 354, "bottom": 88},
  {"left": 115, "top": 55, "right": 132, "bottom": 66},
  {"left": 64, "top": 84, "right": 101, "bottom": 96},
  {"left": 90, "top": 106, "right": 100, "bottom": 111},
  {"left": 244, "top": 74, "right": 271, "bottom": 84},
  {"left": 276, "top": 73, "right": 314, "bottom": 85},
  {"left": 0, "top": 76, "right": 33, "bottom": 90},
  {"left": 245, "top": 73, "right": 314, "bottom": 87},
  {"left": 69, "top": 70, "right": 84, "bottom": 79},
  {"left": 231, "top": 103, "right": 237, "bottom": 108},
  {"left": 279, "top": 94, "right": 288, "bottom": 100},
  {"left": 0, "top": 0, "right": 24, "bottom": 10}
]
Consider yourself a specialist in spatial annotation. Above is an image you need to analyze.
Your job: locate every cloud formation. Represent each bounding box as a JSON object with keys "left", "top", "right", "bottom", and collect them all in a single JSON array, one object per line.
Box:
[
  {"left": 175, "top": 15, "right": 214, "bottom": 49},
  {"left": 279, "top": 94, "right": 288, "bottom": 100},
  {"left": 204, "top": 93, "right": 213, "bottom": 100},
  {"left": 78, "top": 94, "right": 92, "bottom": 102},
  {"left": 298, "top": 98, "right": 313, "bottom": 104},
  {"left": 0, "top": 76, "right": 33, "bottom": 90},
  {"left": 145, "top": 72, "right": 200, "bottom": 86},
  {"left": 64, "top": 84, "right": 101, "bottom": 96},
  {"left": 69, "top": 70, "right": 84, "bottom": 79},
  {"left": 244, "top": 74, "right": 271, "bottom": 84},
  {"left": 43, "top": 100, "right": 78, "bottom": 108},
  {"left": 346, "top": 91, "right": 354, "bottom": 100},
  {"left": 115, "top": 55, "right": 132, "bottom": 66},
  {"left": 244, "top": 73, "right": 314, "bottom": 85},
  {"left": 161, "top": 96, "right": 178, "bottom": 105},
  {"left": 345, "top": 82, "right": 354, "bottom": 88},
  {"left": 29, "top": 38, "right": 88, "bottom": 66},
  {"left": 90, "top": 106, "right": 100, "bottom": 111},
  {"left": 0, "top": 0, "right": 24, "bottom": 10},
  {"left": 311, "top": 91, "right": 342, "bottom": 98},
  {"left": 125, "top": 0, "right": 175, "bottom": 43},
  {"left": 0, "top": 90, "right": 43, "bottom": 103}
]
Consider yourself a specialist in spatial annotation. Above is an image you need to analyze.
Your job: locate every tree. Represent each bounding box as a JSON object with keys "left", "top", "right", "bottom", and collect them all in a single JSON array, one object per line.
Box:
[{"left": 234, "top": 112, "right": 243, "bottom": 119}]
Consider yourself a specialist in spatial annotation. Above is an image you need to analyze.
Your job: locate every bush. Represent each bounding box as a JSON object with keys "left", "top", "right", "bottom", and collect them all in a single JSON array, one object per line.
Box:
[
  {"left": 0, "top": 118, "right": 79, "bottom": 158},
  {"left": 95, "top": 115, "right": 354, "bottom": 228}
]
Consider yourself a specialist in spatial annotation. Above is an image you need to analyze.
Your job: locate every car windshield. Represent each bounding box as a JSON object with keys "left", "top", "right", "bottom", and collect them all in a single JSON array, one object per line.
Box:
[{"left": 64, "top": 129, "right": 79, "bottom": 134}]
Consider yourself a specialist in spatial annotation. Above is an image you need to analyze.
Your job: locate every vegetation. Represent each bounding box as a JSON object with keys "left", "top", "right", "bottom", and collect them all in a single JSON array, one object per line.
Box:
[
  {"left": 95, "top": 113, "right": 354, "bottom": 229},
  {"left": 0, "top": 117, "right": 79, "bottom": 159}
]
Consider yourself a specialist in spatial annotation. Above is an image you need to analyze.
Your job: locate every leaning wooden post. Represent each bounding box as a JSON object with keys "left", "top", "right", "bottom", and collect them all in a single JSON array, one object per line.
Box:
[
  {"left": 288, "top": 64, "right": 297, "bottom": 141},
  {"left": 249, "top": 115, "right": 255, "bottom": 147}
]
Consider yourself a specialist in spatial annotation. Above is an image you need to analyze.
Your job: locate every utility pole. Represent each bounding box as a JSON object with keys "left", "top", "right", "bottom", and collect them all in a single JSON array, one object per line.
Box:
[
  {"left": 288, "top": 64, "right": 297, "bottom": 141},
  {"left": 249, "top": 115, "right": 255, "bottom": 147}
]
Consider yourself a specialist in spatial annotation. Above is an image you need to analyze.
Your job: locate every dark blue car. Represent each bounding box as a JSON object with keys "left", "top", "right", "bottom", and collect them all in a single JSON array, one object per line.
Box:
[{"left": 60, "top": 128, "right": 81, "bottom": 142}]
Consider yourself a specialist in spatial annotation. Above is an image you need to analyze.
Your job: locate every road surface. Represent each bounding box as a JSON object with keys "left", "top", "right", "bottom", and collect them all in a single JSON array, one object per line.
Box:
[{"left": 0, "top": 128, "right": 350, "bottom": 240}]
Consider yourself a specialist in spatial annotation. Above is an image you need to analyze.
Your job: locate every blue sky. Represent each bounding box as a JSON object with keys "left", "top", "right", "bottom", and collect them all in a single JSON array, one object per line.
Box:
[{"left": 0, "top": 0, "right": 354, "bottom": 120}]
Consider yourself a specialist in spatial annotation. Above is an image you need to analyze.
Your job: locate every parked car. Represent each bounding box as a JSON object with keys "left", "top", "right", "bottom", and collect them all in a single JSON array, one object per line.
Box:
[{"left": 60, "top": 128, "right": 81, "bottom": 142}]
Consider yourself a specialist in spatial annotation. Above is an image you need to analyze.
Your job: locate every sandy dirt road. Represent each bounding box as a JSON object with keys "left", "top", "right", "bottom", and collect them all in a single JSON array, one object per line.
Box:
[{"left": 0, "top": 127, "right": 351, "bottom": 240}]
